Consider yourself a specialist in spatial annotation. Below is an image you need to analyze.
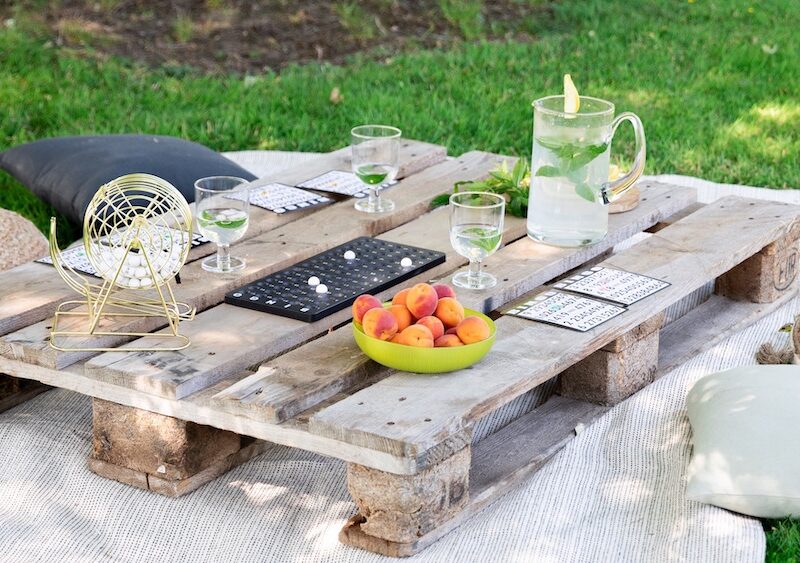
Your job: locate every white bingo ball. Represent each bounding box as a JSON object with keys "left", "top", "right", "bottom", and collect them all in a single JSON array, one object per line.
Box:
[
  {"left": 112, "top": 247, "right": 125, "bottom": 259},
  {"left": 307, "top": 276, "right": 320, "bottom": 287},
  {"left": 128, "top": 254, "right": 142, "bottom": 267},
  {"left": 124, "top": 267, "right": 137, "bottom": 277},
  {"left": 315, "top": 284, "right": 328, "bottom": 294},
  {"left": 141, "top": 278, "right": 153, "bottom": 287},
  {"left": 400, "top": 257, "right": 413, "bottom": 267},
  {"left": 117, "top": 276, "right": 130, "bottom": 287},
  {"left": 343, "top": 250, "right": 356, "bottom": 260},
  {"left": 128, "top": 278, "right": 141, "bottom": 288},
  {"left": 134, "top": 267, "right": 147, "bottom": 278}
]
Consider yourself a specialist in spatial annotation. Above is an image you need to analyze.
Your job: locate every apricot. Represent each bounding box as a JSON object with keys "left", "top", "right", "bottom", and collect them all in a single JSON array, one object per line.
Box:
[
  {"left": 432, "top": 283, "right": 457, "bottom": 300},
  {"left": 352, "top": 294, "right": 382, "bottom": 324},
  {"left": 434, "top": 334, "right": 464, "bottom": 347},
  {"left": 362, "top": 307, "right": 399, "bottom": 341},
  {"left": 456, "top": 316, "right": 491, "bottom": 344},
  {"left": 388, "top": 304, "right": 414, "bottom": 332},
  {"left": 434, "top": 297, "right": 465, "bottom": 328},
  {"left": 406, "top": 283, "right": 438, "bottom": 318},
  {"left": 395, "top": 324, "right": 434, "bottom": 348},
  {"left": 416, "top": 316, "right": 444, "bottom": 340},
  {"left": 390, "top": 334, "right": 403, "bottom": 344},
  {"left": 392, "top": 288, "right": 411, "bottom": 306},
  {"left": 445, "top": 327, "right": 459, "bottom": 336}
]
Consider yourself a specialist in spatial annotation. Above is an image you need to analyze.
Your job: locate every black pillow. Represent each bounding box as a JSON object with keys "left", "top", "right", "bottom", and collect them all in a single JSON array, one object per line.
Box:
[{"left": 0, "top": 135, "right": 257, "bottom": 225}]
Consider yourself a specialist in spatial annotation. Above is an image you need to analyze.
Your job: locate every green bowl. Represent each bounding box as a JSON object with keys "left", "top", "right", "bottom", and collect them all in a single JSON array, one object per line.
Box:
[{"left": 352, "top": 306, "right": 496, "bottom": 374}]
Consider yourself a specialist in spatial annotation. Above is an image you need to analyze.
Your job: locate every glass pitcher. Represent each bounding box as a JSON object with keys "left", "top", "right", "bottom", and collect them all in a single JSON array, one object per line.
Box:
[{"left": 526, "top": 95, "right": 646, "bottom": 247}]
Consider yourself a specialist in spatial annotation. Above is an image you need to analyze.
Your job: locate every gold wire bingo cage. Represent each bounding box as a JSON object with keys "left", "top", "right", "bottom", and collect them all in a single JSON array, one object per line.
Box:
[{"left": 48, "top": 174, "right": 196, "bottom": 352}]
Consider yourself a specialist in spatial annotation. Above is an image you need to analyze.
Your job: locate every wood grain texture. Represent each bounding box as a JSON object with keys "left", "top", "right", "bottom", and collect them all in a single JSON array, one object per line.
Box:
[
  {"left": 310, "top": 196, "right": 800, "bottom": 458},
  {"left": 1, "top": 151, "right": 500, "bottom": 370},
  {"left": 82, "top": 208, "right": 527, "bottom": 400},
  {"left": 455, "top": 180, "right": 697, "bottom": 313},
  {"left": 0, "top": 355, "right": 421, "bottom": 475},
  {"left": 198, "top": 181, "right": 696, "bottom": 425},
  {"left": 657, "top": 290, "right": 798, "bottom": 374},
  {"left": 340, "top": 396, "right": 607, "bottom": 556},
  {"left": 0, "top": 140, "right": 446, "bottom": 339},
  {"left": 87, "top": 439, "right": 270, "bottom": 498}
]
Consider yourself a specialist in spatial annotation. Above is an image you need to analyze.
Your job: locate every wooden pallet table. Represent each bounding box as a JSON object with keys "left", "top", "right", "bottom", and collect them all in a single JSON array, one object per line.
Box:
[{"left": 1, "top": 142, "right": 798, "bottom": 556}]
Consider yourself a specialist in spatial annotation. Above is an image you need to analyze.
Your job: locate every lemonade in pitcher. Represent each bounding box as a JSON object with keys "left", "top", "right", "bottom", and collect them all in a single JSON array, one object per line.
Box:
[{"left": 527, "top": 76, "right": 646, "bottom": 247}]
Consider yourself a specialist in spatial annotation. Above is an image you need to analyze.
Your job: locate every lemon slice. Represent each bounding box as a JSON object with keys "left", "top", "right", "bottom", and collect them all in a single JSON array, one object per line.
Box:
[{"left": 564, "top": 74, "right": 580, "bottom": 114}]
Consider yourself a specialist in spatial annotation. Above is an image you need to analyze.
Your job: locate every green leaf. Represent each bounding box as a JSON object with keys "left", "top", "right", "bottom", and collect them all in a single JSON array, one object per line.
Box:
[
  {"left": 779, "top": 323, "right": 794, "bottom": 333},
  {"left": 565, "top": 142, "right": 609, "bottom": 172},
  {"left": 535, "top": 165, "right": 561, "bottom": 177},
  {"left": 431, "top": 193, "right": 451, "bottom": 208},
  {"left": 511, "top": 158, "right": 526, "bottom": 187},
  {"left": 575, "top": 183, "right": 596, "bottom": 203}
]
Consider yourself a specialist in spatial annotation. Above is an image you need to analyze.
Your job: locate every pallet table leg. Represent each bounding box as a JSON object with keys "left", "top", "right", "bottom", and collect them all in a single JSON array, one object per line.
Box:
[
  {"left": 88, "top": 398, "right": 268, "bottom": 497},
  {"left": 558, "top": 312, "right": 665, "bottom": 406},
  {"left": 0, "top": 374, "right": 50, "bottom": 413},
  {"left": 715, "top": 229, "right": 800, "bottom": 303},
  {"left": 340, "top": 446, "right": 471, "bottom": 557}
]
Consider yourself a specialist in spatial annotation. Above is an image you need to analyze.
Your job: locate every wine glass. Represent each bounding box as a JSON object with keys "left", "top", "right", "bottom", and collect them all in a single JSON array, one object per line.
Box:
[
  {"left": 449, "top": 192, "right": 505, "bottom": 289},
  {"left": 194, "top": 176, "right": 250, "bottom": 273},
  {"left": 351, "top": 124, "right": 401, "bottom": 213}
]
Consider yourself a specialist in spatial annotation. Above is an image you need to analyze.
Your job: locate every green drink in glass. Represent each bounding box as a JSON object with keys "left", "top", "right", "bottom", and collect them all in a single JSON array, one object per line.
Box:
[{"left": 194, "top": 176, "right": 250, "bottom": 273}]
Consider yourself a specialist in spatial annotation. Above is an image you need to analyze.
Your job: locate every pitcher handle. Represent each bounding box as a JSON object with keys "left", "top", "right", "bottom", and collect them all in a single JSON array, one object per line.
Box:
[{"left": 600, "top": 112, "right": 646, "bottom": 204}]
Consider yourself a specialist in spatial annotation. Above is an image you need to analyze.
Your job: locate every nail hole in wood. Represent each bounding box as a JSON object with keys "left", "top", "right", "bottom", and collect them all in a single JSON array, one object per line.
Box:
[
  {"left": 387, "top": 421, "right": 395, "bottom": 425},
  {"left": 398, "top": 397, "right": 406, "bottom": 401},
  {"left": 208, "top": 352, "right": 215, "bottom": 356},
  {"left": 410, "top": 153, "right": 416, "bottom": 157},
  {"left": 665, "top": 195, "right": 670, "bottom": 199},
  {"left": 749, "top": 217, "right": 754, "bottom": 220},
  {"left": 503, "top": 278, "right": 509, "bottom": 282},
  {"left": 750, "top": 202, "right": 755, "bottom": 206},
  {"left": 358, "top": 402, "right": 364, "bottom": 405},
  {"left": 424, "top": 418, "right": 432, "bottom": 422}
]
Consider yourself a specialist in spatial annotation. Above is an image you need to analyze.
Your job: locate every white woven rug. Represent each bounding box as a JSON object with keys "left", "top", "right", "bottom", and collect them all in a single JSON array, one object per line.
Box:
[{"left": 1, "top": 155, "right": 794, "bottom": 562}]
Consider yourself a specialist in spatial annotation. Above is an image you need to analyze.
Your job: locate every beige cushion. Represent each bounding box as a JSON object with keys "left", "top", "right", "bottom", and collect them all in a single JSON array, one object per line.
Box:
[{"left": 686, "top": 365, "right": 800, "bottom": 518}]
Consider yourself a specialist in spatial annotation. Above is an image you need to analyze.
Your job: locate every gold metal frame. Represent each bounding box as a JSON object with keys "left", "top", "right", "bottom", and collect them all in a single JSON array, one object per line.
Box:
[{"left": 48, "top": 174, "right": 196, "bottom": 353}]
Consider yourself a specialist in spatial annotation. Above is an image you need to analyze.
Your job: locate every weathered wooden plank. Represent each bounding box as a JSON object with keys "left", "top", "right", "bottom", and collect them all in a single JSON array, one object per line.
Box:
[
  {"left": 83, "top": 209, "right": 526, "bottom": 399},
  {"left": 657, "top": 290, "right": 798, "bottom": 375},
  {"left": 455, "top": 180, "right": 697, "bottom": 312},
  {"left": 1, "top": 151, "right": 503, "bottom": 370},
  {"left": 0, "top": 140, "right": 446, "bottom": 338},
  {"left": 340, "top": 395, "right": 607, "bottom": 556},
  {"left": 309, "top": 197, "right": 800, "bottom": 459},
  {"left": 204, "top": 181, "right": 695, "bottom": 425},
  {"left": 0, "top": 347, "right": 420, "bottom": 475}
]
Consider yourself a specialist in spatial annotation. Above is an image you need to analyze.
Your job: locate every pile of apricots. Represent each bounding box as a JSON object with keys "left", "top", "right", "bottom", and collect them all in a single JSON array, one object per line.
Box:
[{"left": 352, "top": 282, "right": 491, "bottom": 347}]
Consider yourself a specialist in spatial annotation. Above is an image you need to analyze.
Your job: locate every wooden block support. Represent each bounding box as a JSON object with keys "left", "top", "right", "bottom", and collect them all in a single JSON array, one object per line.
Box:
[
  {"left": 343, "top": 447, "right": 470, "bottom": 549},
  {"left": 89, "top": 398, "right": 267, "bottom": 496},
  {"left": 0, "top": 374, "right": 49, "bottom": 413},
  {"left": 715, "top": 228, "right": 800, "bottom": 303},
  {"left": 559, "top": 313, "right": 665, "bottom": 406}
]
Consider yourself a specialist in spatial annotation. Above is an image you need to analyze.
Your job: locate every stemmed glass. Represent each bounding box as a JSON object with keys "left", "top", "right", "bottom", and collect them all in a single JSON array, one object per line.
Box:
[
  {"left": 449, "top": 192, "right": 505, "bottom": 290},
  {"left": 351, "top": 124, "right": 401, "bottom": 213},
  {"left": 194, "top": 176, "right": 250, "bottom": 273}
]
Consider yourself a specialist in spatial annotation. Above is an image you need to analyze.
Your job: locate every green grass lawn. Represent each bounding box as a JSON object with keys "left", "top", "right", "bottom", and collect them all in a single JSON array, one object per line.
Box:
[{"left": 1, "top": 0, "right": 799, "bottom": 558}]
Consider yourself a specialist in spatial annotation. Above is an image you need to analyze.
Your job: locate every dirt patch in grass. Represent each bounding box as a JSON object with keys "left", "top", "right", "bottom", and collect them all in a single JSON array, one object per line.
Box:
[{"left": 3, "top": 0, "right": 552, "bottom": 74}]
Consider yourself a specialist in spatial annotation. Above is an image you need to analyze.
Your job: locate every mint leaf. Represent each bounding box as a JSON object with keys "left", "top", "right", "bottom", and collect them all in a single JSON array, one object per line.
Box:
[
  {"left": 575, "top": 183, "right": 596, "bottom": 203},
  {"left": 431, "top": 193, "right": 451, "bottom": 208},
  {"left": 535, "top": 165, "right": 561, "bottom": 177}
]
